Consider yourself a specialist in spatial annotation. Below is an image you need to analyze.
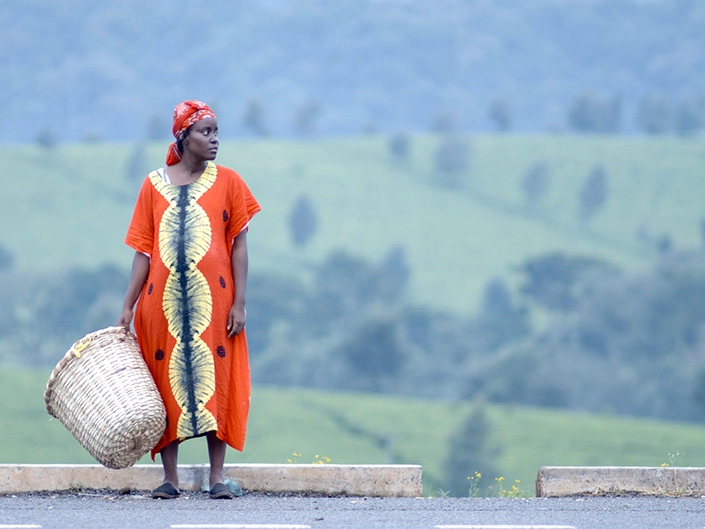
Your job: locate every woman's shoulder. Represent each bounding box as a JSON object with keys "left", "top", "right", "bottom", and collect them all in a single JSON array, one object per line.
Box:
[
  {"left": 214, "top": 163, "right": 240, "bottom": 177},
  {"left": 214, "top": 163, "right": 249, "bottom": 187}
]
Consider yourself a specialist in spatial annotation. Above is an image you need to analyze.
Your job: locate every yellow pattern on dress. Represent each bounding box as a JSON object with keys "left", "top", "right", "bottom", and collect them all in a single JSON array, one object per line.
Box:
[{"left": 150, "top": 162, "right": 218, "bottom": 440}]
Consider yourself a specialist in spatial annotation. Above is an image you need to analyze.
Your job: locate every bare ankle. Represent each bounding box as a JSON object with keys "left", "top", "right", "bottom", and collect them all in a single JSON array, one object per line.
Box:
[
  {"left": 164, "top": 475, "right": 179, "bottom": 488},
  {"left": 210, "top": 473, "right": 225, "bottom": 487}
]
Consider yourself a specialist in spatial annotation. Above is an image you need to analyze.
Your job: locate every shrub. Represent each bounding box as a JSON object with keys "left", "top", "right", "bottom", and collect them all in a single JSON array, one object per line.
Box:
[
  {"left": 293, "top": 99, "right": 322, "bottom": 136},
  {"left": 0, "top": 244, "right": 13, "bottom": 272},
  {"left": 242, "top": 97, "right": 269, "bottom": 136},
  {"left": 578, "top": 166, "right": 608, "bottom": 222},
  {"left": 124, "top": 144, "right": 148, "bottom": 182},
  {"left": 636, "top": 95, "right": 670, "bottom": 134},
  {"left": 675, "top": 99, "right": 703, "bottom": 136},
  {"left": 434, "top": 134, "right": 471, "bottom": 188},
  {"left": 388, "top": 132, "right": 410, "bottom": 163},
  {"left": 35, "top": 127, "right": 57, "bottom": 149},
  {"left": 521, "top": 161, "right": 551, "bottom": 206},
  {"left": 443, "top": 402, "right": 501, "bottom": 497},
  {"left": 568, "top": 93, "right": 621, "bottom": 133},
  {"left": 489, "top": 98, "right": 512, "bottom": 132},
  {"left": 288, "top": 195, "right": 318, "bottom": 248}
]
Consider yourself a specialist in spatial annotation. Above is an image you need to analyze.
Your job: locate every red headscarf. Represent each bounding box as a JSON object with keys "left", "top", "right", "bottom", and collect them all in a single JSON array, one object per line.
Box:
[{"left": 166, "top": 100, "right": 217, "bottom": 166}]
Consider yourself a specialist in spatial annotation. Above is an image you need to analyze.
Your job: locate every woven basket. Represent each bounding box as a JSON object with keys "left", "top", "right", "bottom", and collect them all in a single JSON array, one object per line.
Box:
[{"left": 44, "top": 326, "right": 166, "bottom": 469}]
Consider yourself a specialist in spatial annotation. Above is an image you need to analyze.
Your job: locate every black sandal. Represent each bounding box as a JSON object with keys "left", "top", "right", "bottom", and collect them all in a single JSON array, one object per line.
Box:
[
  {"left": 152, "top": 482, "right": 180, "bottom": 499},
  {"left": 210, "top": 482, "right": 234, "bottom": 499}
]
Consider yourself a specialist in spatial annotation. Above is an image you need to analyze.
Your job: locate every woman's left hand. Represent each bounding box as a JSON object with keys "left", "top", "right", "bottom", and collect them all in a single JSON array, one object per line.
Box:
[{"left": 227, "top": 303, "right": 246, "bottom": 337}]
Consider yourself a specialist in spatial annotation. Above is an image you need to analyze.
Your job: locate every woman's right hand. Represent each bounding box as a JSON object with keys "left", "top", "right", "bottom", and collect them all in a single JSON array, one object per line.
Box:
[
  {"left": 117, "top": 307, "right": 133, "bottom": 330},
  {"left": 117, "top": 252, "right": 151, "bottom": 332}
]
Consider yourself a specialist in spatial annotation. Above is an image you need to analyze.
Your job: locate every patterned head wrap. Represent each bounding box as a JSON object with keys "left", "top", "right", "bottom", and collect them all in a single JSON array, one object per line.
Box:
[{"left": 166, "top": 100, "right": 217, "bottom": 166}]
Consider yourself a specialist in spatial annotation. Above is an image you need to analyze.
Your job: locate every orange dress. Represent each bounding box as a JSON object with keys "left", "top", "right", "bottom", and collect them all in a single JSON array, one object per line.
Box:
[{"left": 125, "top": 162, "right": 261, "bottom": 458}]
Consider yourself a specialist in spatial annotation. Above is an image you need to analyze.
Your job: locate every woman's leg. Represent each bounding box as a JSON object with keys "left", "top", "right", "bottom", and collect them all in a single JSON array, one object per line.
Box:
[
  {"left": 207, "top": 431, "right": 227, "bottom": 487},
  {"left": 160, "top": 440, "right": 180, "bottom": 488}
]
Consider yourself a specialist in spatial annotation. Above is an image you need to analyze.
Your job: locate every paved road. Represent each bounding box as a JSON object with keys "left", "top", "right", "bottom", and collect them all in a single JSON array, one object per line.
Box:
[{"left": 2, "top": 491, "right": 705, "bottom": 528}]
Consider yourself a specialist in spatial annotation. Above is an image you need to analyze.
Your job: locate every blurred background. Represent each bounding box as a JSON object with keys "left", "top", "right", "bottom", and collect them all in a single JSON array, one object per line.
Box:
[{"left": 1, "top": 0, "right": 705, "bottom": 496}]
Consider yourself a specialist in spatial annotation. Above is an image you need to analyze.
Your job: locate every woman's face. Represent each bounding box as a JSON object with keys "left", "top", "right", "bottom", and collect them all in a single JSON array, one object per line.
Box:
[{"left": 184, "top": 117, "right": 219, "bottom": 161}]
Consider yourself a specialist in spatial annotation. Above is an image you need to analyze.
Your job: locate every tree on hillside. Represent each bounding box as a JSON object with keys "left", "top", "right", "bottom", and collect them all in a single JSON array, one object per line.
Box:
[
  {"left": 124, "top": 144, "right": 148, "bottom": 182},
  {"left": 568, "top": 93, "right": 621, "bottom": 133},
  {"left": 309, "top": 248, "right": 410, "bottom": 323},
  {"left": 691, "top": 366, "right": 705, "bottom": 417},
  {"left": 38, "top": 265, "right": 128, "bottom": 335},
  {"left": 434, "top": 134, "right": 471, "bottom": 188},
  {"left": 388, "top": 132, "right": 411, "bottom": 163},
  {"left": 636, "top": 94, "right": 670, "bottom": 134},
  {"left": 294, "top": 99, "right": 322, "bottom": 136},
  {"left": 362, "top": 119, "right": 379, "bottom": 135},
  {"left": 430, "top": 110, "right": 456, "bottom": 133},
  {"left": 81, "top": 130, "right": 104, "bottom": 144},
  {"left": 245, "top": 271, "right": 309, "bottom": 356},
  {"left": 35, "top": 127, "right": 57, "bottom": 149},
  {"left": 521, "top": 161, "right": 551, "bottom": 207},
  {"left": 675, "top": 98, "right": 703, "bottom": 136},
  {"left": 489, "top": 98, "right": 512, "bottom": 132},
  {"left": 377, "top": 245, "right": 410, "bottom": 303},
  {"left": 146, "top": 112, "right": 170, "bottom": 141},
  {"left": 518, "top": 253, "right": 620, "bottom": 312},
  {"left": 307, "top": 250, "right": 383, "bottom": 333},
  {"left": 476, "top": 278, "right": 530, "bottom": 351},
  {"left": 242, "top": 97, "right": 269, "bottom": 136},
  {"left": 288, "top": 195, "right": 319, "bottom": 248},
  {"left": 604, "top": 96, "right": 621, "bottom": 132},
  {"left": 0, "top": 244, "right": 13, "bottom": 272},
  {"left": 656, "top": 234, "right": 673, "bottom": 255},
  {"left": 577, "top": 166, "right": 608, "bottom": 223},
  {"left": 341, "top": 315, "right": 407, "bottom": 392},
  {"left": 443, "top": 402, "right": 501, "bottom": 497}
]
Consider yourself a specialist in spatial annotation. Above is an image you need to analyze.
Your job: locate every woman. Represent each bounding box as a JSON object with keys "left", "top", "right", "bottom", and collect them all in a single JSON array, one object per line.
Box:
[{"left": 118, "top": 100, "right": 260, "bottom": 500}]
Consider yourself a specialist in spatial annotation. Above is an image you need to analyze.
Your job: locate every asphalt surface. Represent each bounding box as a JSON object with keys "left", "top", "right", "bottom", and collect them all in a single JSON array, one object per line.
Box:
[{"left": 2, "top": 490, "right": 705, "bottom": 528}]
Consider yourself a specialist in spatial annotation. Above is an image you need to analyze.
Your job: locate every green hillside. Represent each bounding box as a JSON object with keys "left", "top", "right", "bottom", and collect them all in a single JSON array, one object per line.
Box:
[
  {"left": 1, "top": 134, "right": 704, "bottom": 314},
  {"left": 4, "top": 368, "right": 705, "bottom": 497}
]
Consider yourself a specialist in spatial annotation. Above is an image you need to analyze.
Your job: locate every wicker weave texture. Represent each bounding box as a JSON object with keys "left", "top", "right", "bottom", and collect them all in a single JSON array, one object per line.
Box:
[{"left": 44, "top": 326, "right": 166, "bottom": 469}]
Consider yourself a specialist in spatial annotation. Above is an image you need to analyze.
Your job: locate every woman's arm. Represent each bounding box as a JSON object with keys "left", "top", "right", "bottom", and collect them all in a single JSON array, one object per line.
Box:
[
  {"left": 228, "top": 230, "right": 249, "bottom": 338},
  {"left": 117, "top": 252, "right": 150, "bottom": 330}
]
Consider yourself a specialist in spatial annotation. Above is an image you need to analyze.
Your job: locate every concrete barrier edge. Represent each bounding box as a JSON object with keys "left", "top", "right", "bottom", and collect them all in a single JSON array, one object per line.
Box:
[
  {"left": 536, "top": 466, "right": 705, "bottom": 497},
  {"left": 0, "top": 464, "right": 423, "bottom": 498}
]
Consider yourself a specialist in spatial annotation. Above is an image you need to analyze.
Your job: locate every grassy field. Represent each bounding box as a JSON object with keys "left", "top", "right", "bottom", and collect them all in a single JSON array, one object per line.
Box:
[
  {"left": 1, "top": 134, "right": 704, "bottom": 314},
  {"left": 5, "top": 368, "right": 705, "bottom": 496}
]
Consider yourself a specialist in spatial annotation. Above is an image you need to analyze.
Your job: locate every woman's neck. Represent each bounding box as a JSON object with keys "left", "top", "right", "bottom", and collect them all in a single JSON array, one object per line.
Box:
[
  {"left": 166, "top": 159, "right": 209, "bottom": 186},
  {"left": 181, "top": 158, "right": 208, "bottom": 176}
]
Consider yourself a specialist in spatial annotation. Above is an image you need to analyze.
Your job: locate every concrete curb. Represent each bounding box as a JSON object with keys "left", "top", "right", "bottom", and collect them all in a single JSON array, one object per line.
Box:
[
  {"left": 536, "top": 466, "right": 705, "bottom": 497},
  {"left": 0, "top": 464, "right": 423, "bottom": 497}
]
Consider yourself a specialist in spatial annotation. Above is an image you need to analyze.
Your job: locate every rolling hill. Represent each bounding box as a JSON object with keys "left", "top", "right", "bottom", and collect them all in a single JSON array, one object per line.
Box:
[{"left": 1, "top": 134, "right": 703, "bottom": 315}]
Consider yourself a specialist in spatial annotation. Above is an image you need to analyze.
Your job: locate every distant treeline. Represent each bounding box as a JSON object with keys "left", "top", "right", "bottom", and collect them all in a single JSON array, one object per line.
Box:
[
  {"left": 2, "top": 245, "right": 705, "bottom": 425},
  {"left": 3, "top": 0, "right": 705, "bottom": 143}
]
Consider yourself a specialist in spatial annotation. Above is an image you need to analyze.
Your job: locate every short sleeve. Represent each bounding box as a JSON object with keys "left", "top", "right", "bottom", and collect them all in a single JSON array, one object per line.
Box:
[
  {"left": 125, "top": 177, "right": 156, "bottom": 256},
  {"left": 225, "top": 169, "right": 261, "bottom": 243}
]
